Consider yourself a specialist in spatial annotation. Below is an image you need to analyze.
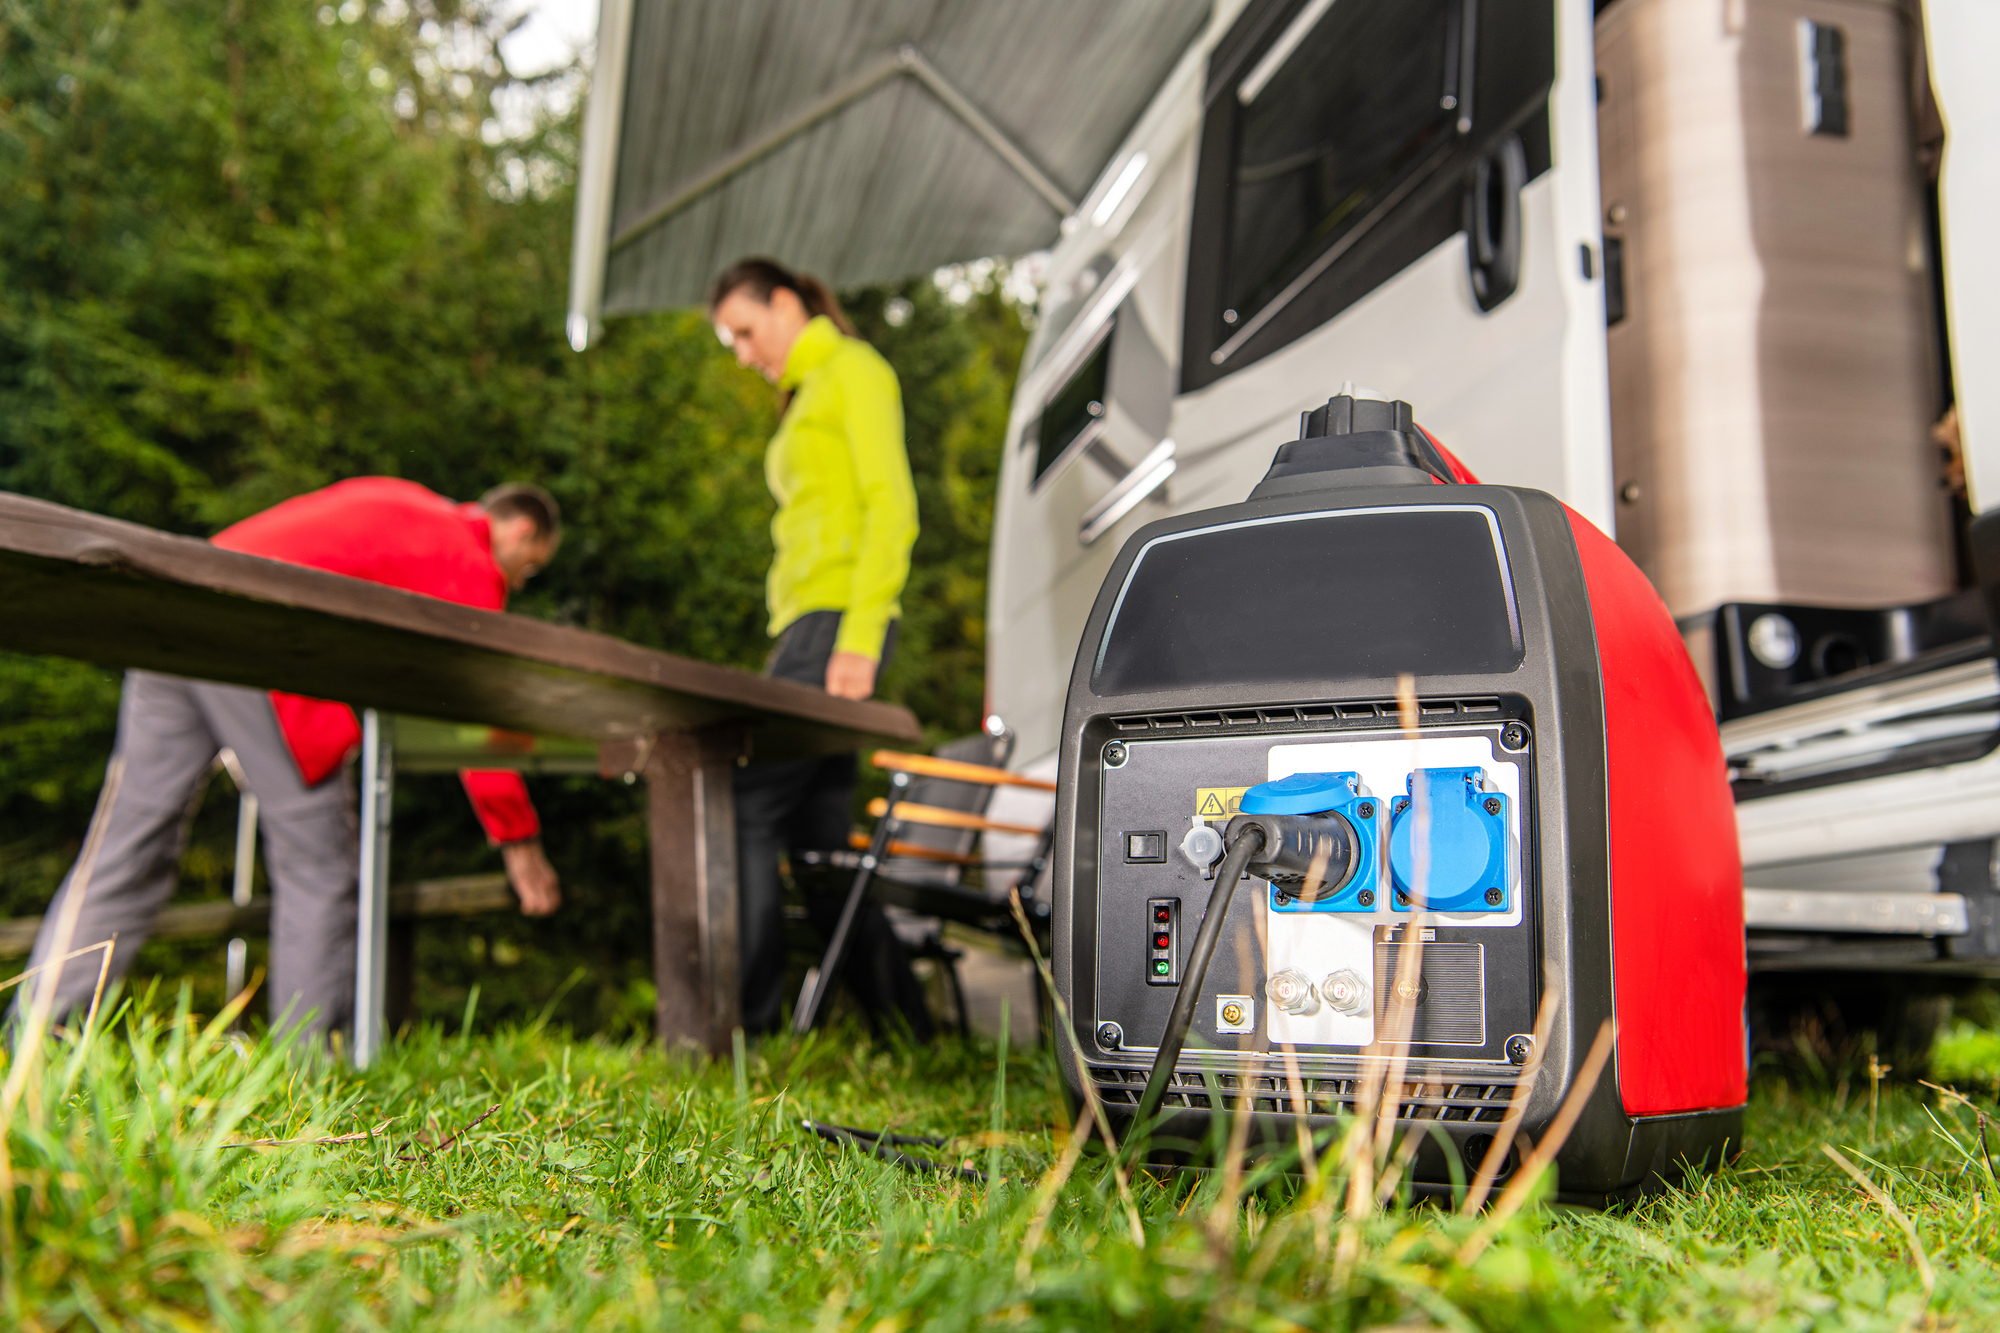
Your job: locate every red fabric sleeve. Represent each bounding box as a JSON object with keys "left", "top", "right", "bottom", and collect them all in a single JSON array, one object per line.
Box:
[
  {"left": 460, "top": 770, "right": 541, "bottom": 845},
  {"left": 269, "top": 693, "right": 364, "bottom": 787}
]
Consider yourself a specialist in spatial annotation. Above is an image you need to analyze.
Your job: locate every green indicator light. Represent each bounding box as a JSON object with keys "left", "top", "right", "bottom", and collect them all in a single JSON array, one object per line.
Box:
[{"left": 1152, "top": 960, "right": 1171, "bottom": 976}]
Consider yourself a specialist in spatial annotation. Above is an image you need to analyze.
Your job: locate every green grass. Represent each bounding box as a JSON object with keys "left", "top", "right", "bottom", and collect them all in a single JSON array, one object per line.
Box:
[{"left": 6, "top": 992, "right": 1999, "bottom": 1331}]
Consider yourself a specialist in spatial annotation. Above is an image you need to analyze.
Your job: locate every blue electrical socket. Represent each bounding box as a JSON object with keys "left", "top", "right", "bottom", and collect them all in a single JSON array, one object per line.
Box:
[
  {"left": 1238, "top": 771, "right": 1383, "bottom": 914},
  {"left": 1387, "top": 767, "right": 1511, "bottom": 913}
]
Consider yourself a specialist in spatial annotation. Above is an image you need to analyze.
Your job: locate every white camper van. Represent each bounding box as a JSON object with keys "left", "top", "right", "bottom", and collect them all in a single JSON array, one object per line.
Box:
[
  {"left": 984, "top": 0, "right": 2000, "bottom": 1041},
  {"left": 570, "top": 0, "right": 2000, "bottom": 1054}
]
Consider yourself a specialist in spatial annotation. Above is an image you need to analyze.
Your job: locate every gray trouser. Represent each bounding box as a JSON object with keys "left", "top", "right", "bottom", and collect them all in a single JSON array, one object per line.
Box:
[{"left": 19, "top": 670, "right": 358, "bottom": 1035}]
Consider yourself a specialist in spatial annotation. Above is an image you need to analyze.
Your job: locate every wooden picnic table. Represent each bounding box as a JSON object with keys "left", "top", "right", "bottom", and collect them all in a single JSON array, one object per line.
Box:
[{"left": 0, "top": 492, "right": 923, "bottom": 1058}]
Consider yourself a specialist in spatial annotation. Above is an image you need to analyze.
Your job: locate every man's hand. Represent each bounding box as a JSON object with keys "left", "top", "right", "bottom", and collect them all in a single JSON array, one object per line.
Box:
[
  {"left": 824, "top": 651, "right": 879, "bottom": 700},
  {"left": 500, "top": 841, "right": 561, "bottom": 916}
]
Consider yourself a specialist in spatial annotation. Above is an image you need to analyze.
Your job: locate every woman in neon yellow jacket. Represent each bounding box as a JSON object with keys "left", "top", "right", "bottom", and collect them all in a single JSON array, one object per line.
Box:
[{"left": 708, "top": 257, "right": 930, "bottom": 1039}]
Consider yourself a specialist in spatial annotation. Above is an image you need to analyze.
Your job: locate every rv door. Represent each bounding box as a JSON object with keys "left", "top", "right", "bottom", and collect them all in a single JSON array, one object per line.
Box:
[{"left": 1176, "top": 0, "right": 1613, "bottom": 527}]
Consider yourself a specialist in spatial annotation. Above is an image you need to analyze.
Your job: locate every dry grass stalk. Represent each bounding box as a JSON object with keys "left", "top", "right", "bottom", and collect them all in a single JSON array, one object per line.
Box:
[
  {"left": 227, "top": 1120, "right": 395, "bottom": 1150},
  {"left": 4, "top": 755, "right": 126, "bottom": 1115},
  {"left": 1820, "top": 1144, "right": 1935, "bottom": 1299},
  {"left": 1867, "top": 1054, "right": 1890, "bottom": 1143},
  {"left": 1277, "top": 1042, "right": 1328, "bottom": 1242},
  {"left": 1460, "top": 983, "right": 1561, "bottom": 1214},
  {"left": 1334, "top": 675, "right": 1431, "bottom": 1274},
  {"left": 0, "top": 755, "right": 127, "bottom": 1271},
  {"left": 1017, "top": 1102, "right": 1096, "bottom": 1282},
  {"left": 1457, "top": 1017, "right": 1615, "bottom": 1265},
  {"left": 1009, "top": 888, "right": 1146, "bottom": 1248},
  {"left": 1373, "top": 1097, "right": 1436, "bottom": 1207},
  {"left": 1918, "top": 1079, "right": 1998, "bottom": 1187},
  {"left": 1207, "top": 1065, "right": 1258, "bottom": 1256},
  {"left": 396, "top": 1103, "right": 500, "bottom": 1163}
]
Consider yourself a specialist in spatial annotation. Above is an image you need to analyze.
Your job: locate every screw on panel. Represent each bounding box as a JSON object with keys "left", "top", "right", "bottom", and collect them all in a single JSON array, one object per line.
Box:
[
  {"left": 1501, "top": 723, "right": 1530, "bottom": 751},
  {"left": 1393, "top": 797, "right": 1409, "bottom": 815},
  {"left": 1505, "top": 1034, "right": 1534, "bottom": 1065},
  {"left": 1104, "top": 741, "right": 1128, "bottom": 767},
  {"left": 1357, "top": 889, "right": 1376, "bottom": 907},
  {"left": 1097, "top": 1022, "right": 1123, "bottom": 1050},
  {"left": 1485, "top": 887, "right": 1503, "bottom": 906},
  {"left": 1484, "top": 797, "right": 1502, "bottom": 815},
  {"left": 1357, "top": 801, "right": 1374, "bottom": 819}
]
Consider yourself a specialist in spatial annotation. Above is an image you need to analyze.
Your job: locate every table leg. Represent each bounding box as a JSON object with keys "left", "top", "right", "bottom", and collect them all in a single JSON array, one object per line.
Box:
[
  {"left": 353, "top": 709, "right": 394, "bottom": 1067},
  {"left": 621, "top": 727, "right": 747, "bottom": 1056}
]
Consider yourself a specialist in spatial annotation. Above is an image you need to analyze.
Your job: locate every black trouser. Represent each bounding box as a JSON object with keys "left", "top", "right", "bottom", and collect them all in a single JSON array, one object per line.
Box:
[{"left": 734, "top": 611, "right": 932, "bottom": 1040}]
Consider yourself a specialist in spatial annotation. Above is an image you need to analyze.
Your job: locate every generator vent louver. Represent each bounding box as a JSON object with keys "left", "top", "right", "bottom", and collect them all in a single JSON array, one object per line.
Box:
[
  {"left": 1086, "top": 1066, "right": 1519, "bottom": 1122},
  {"left": 1109, "top": 697, "right": 1506, "bottom": 734}
]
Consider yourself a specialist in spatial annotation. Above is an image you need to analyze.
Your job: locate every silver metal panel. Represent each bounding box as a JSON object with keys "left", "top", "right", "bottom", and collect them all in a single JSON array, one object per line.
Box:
[
  {"left": 1745, "top": 844, "right": 1944, "bottom": 897},
  {"left": 1744, "top": 887, "right": 1969, "bottom": 936},
  {"left": 1737, "top": 742, "right": 2000, "bottom": 868},
  {"left": 1718, "top": 658, "right": 2000, "bottom": 760},
  {"left": 595, "top": 0, "right": 1210, "bottom": 313},
  {"left": 1596, "top": 0, "right": 1951, "bottom": 621}
]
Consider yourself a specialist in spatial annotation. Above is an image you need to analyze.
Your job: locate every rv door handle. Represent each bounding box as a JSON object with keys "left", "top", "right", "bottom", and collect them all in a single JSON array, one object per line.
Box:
[
  {"left": 1465, "top": 133, "right": 1525, "bottom": 312},
  {"left": 1080, "top": 438, "right": 1176, "bottom": 545}
]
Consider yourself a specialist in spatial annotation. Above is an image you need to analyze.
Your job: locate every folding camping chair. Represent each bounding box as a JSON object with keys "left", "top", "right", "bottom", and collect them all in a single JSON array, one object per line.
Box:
[{"left": 790, "top": 733, "right": 1057, "bottom": 1035}]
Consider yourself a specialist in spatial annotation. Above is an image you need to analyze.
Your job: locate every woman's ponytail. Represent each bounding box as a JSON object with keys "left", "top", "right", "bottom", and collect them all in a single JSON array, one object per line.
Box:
[
  {"left": 790, "top": 271, "right": 857, "bottom": 337},
  {"left": 707, "top": 257, "right": 856, "bottom": 337}
]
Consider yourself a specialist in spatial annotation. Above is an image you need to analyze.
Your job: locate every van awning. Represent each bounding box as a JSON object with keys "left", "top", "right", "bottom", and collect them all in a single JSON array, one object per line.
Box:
[{"left": 566, "top": 0, "right": 1214, "bottom": 347}]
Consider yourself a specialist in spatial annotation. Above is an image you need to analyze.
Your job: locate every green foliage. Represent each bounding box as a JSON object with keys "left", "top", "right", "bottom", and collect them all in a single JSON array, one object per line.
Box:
[
  {"left": 8, "top": 999, "right": 2000, "bottom": 1330},
  {"left": 0, "top": 0, "right": 1028, "bottom": 1027}
]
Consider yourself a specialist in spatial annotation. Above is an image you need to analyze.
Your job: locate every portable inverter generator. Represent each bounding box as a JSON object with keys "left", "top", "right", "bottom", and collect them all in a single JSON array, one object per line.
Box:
[{"left": 1051, "top": 392, "right": 1746, "bottom": 1201}]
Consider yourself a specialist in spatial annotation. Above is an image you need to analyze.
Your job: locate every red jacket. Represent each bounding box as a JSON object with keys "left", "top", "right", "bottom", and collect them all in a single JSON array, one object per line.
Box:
[{"left": 212, "top": 477, "right": 540, "bottom": 845}]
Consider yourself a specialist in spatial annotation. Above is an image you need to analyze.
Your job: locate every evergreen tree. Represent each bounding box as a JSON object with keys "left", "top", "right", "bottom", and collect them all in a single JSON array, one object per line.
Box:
[{"left": 0, "top": 0, "right": 1028, "bottom": 1031}]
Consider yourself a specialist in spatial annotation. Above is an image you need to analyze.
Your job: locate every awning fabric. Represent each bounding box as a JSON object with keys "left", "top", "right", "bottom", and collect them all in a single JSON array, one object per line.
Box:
[{"left": 568, "top": 0, "right": 1212, "bottom": 339}]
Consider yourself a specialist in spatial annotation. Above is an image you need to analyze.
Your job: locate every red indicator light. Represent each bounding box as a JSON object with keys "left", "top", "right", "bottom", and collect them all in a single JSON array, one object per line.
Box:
[
  {"left": 1153, "top": 933, "right": 1171, "bottom": 949},
  {"left": 1153, "top": 906, "right": 1171, "bottom": 923}
]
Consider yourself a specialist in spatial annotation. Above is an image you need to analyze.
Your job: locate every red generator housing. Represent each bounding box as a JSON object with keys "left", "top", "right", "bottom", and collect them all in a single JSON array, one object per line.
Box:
[{"left": 1049, "top": 392, "right": 1745, "bottom": 1200}]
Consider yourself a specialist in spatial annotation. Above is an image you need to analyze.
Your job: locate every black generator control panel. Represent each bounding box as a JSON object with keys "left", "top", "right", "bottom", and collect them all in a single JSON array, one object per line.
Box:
[{"left": 1094, "top": 722, "right": 1537, "bottom": 1067}]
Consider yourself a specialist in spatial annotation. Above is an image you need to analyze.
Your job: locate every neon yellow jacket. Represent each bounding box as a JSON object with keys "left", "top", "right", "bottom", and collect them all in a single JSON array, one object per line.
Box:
[{"left": 766, "top": 316, "right": 918, "bottom": 660}]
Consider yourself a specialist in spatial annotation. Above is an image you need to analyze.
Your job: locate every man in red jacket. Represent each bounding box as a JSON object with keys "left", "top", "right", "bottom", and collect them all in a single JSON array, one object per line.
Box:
[{"left": 21, "top": 478, "right": 563, "bottom": 1040}]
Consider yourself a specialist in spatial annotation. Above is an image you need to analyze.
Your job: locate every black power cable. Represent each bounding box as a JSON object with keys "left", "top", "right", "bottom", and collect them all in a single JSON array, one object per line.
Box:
[
  {"left": 804, "top": 1119, "right": 986, "bottom": 1182},
  {"left": 1133, "top": 824, "right": 1266, "bottom": 1130}
]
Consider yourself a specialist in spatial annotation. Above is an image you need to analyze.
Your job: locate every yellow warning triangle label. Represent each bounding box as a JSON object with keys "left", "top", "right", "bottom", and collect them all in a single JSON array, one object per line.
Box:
[{"left": 1198, "top": 792, "right": 1227, "bottom": 816}]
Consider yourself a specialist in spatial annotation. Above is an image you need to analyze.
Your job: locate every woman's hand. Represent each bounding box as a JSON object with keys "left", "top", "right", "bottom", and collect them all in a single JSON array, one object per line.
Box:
[
  {"left": 824, "top": 651, "right": 878, "bottom": 700},
  {"left": 501, "top": 841, "right": 562, "bottom": 916}
]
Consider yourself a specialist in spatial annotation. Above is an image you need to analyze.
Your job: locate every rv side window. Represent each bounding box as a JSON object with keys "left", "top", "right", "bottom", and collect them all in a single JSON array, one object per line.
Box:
[
  {"left": 1031, "top": 326, "right": 1114, "bottom": 486},
  {"left": 1224, "top": 0, "right": 1462, "bottom": 334},
  {"left": 1181, "top": 0, "right": 1554, "bottom": 392}
]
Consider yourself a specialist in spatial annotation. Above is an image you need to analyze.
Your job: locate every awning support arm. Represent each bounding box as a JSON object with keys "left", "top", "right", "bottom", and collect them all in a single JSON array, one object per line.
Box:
[
  {"left": 608, "top": 43, "right": 1076, "bottom": 256},
  {"left": 896, "top": 44, "right": 1077, "bottom": 218}
]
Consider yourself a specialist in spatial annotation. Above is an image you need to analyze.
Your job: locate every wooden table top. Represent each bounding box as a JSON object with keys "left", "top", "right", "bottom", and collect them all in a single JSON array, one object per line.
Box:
[{"left": 0, "top": 492, "right": 922, "bottom": 761}]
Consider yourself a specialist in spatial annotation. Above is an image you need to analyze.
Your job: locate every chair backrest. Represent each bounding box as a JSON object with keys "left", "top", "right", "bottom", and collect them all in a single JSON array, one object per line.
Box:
[{"left": 879, "top": 732, "right": 1013, "bottom": 887}]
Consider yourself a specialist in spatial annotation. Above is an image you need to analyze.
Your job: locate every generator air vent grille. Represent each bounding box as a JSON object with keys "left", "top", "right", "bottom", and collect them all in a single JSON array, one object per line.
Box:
[
  {"left": 1086, "top": 1066, "right": 1516, "bottom": 1122},
  {"left": 1110, "top": 697, "right": 1505, "bottom": 734}
]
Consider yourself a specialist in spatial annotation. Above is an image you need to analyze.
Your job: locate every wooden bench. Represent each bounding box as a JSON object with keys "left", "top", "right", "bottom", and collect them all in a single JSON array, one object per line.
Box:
[{"left": 0, "top": 492, "right": 922, "bottom": 1060}]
